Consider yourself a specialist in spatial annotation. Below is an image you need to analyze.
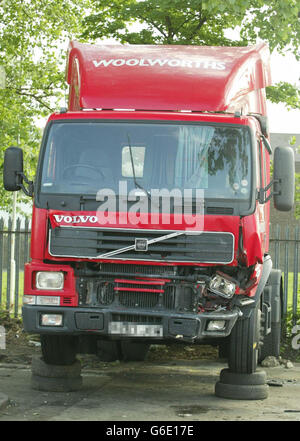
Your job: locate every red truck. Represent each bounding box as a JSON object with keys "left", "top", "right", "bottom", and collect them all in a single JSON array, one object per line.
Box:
[{"left": 4, "top": 42, "right": 295, "bottom": 373}]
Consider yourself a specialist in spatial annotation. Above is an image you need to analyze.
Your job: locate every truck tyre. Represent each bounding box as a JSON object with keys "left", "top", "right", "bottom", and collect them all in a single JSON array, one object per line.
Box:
[
  {"left": 228, "top": 303, "right": 261, "bottom": 374},
  {"left": 40, "top": 335, "right": 78, "bottom": 366},
  {"left": 31, "top": 374, "right": 82, "bottom": 392},
  {"left": 120, "top": 341, "right": 150, "bottom": 362},
  {"left": 215, "top": 381, "right": 268, "bottom": 400},
  {"left": 219, "top": 368, "right": 266, "bottom": 386},
  {"left": 31, "top": 355, "right": 81, "bottom": 378},
  {"left": 97, "top": 340, "right": 123, "bottom": 362}
]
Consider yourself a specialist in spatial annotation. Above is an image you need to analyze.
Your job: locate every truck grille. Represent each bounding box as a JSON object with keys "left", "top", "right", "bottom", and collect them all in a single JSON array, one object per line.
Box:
[
  {"left": 49, "top": 227, "right": 234, "bottom": 264},
  {"left": 96, "top": 279, "right": 177, "bottom": 310},
  {"left": 99, "top": 263, "right": 177, "bottom": 277}
]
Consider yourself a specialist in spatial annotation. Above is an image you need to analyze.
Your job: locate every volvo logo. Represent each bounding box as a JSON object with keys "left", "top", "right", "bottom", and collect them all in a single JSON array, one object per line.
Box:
[
  {"left": 53, "top": 215, "right": 98, "bottom": 224},
  {"left": 135, "top": 238, "right": 148, "bottom": 252}
]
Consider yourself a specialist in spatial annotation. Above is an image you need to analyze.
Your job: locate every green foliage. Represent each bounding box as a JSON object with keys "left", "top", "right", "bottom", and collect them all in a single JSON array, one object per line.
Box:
[
  {"left": 267, "top": 82, "right": 300, "bottom": 110},
  {"left": 82, "top": 0, "right": 300, "bottom": 56},
  {"left": 82, "top": 0, "right": 300, "bottom": 111},
  {"left": 0, "top": 0, "right": 88, "bottom": 212},
  {"left": 82, "top": 0, "right": 250, "bottom": 45}
]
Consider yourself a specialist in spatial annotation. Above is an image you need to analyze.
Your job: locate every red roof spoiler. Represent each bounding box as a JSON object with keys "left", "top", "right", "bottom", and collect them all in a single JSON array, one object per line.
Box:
[{"left": 66, "top": 41, "right": 271, "bottom": 115}]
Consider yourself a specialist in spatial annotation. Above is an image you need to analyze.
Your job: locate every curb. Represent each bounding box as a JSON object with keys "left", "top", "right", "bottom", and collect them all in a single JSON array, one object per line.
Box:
[{"left": 0, "top": 393, "right": 9, "bottom": 411}]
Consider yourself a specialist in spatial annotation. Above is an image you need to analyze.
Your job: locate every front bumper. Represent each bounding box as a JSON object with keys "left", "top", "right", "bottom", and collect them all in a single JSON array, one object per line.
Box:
[{"left": 22, "top": 305, "right": 240, "bottom": 342}]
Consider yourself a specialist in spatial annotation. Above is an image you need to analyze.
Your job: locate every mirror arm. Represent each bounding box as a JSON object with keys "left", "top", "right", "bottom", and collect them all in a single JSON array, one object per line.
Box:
[
  {"left": 261, "top": 135, "right": 272, "bottom": 154},
  {"left": 16, "top": 172, "right": 34, "bottom": 197},
  {"left": 258, "top": 179, "right": 279, "bottom": 204}
]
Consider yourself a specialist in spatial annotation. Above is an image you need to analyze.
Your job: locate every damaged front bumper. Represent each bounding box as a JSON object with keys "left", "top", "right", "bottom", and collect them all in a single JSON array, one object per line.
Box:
[{"left": 22, "top": 305, "right": 241, "bottom": 342}]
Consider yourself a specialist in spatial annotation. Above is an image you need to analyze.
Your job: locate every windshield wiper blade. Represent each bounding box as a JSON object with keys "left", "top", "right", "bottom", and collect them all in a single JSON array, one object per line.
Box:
[{"left": 97, "top": 231, "right": 201, "bottom": 259}]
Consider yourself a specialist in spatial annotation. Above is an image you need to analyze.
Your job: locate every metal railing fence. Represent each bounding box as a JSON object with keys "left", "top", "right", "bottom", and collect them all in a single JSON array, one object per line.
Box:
[
  {"left": 269, "top": 224, "right": 300, "bottom": 319},
  {"left": 0, "top": 217, "right": 30, "bottom": 317}
]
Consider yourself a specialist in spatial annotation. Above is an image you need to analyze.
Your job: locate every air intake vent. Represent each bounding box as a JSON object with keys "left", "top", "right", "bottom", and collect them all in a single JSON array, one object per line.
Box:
[
  {"left": 206, "top": 207, "right": 234, "bottom": 215},
  {"left": 111, "top": 313, "right": 162, "bottom": 324},
  {"left": 62, "top": 297, "right": 73, "bottom": 305},
  {"left": 100, "top": 263, "right": 176, "bottom": 276}
]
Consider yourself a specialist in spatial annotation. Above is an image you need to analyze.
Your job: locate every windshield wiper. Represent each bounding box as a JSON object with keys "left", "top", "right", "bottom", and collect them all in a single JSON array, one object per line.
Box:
[
  {"left": 127, "top": 133, "right": 152, "bottom": 202},
  {"left": 97, "top": 231, "right": 201, "bottom": 259}
]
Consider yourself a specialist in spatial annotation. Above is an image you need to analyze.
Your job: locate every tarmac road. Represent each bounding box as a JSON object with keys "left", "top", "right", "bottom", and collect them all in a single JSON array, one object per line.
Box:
[{"left": 0, "top": 358, "right": 300, "bottom": 422}]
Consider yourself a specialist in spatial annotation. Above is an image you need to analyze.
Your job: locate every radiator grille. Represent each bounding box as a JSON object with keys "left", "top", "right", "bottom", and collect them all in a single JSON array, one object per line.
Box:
[
  {"left": 81, "top": 277, "right": 194, "bottom": 312},
  {"left": 49, "top": 227, "right": 234, "bottom": 264},
  {"left": 99, "top": 263, "right": 177, "bottom": 276},
  {"left": 118, "top": 292, "right": 160, "bottom": 308}
]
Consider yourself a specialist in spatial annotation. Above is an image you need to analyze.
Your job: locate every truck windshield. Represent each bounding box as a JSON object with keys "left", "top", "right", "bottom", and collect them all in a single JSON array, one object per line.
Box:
[{"left": 40, "top": 121, "right": 251, "bottom": 201}]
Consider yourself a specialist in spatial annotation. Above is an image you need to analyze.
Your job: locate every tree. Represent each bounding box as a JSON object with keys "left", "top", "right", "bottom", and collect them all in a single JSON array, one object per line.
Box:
[
  {"left": 82, "top": 0, "right": 300, "bottom": 109},
  {"left": 0, "top": 0, "right": 88, "bottom": 212},
  {"left": 267, "top": 82, "right": 300, "bottom": 111}
]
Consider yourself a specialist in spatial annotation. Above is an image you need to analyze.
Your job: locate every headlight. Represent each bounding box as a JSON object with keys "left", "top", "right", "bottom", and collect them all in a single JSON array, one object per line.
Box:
[
  {"left": 41, "top": 314, "right": 63, "bottom": 327},
  {"left": 209, "top": 273, "right": 236, "bottom": 299},
  {"left": 36, "top": 272, "right": 64, "bottom": 290}
]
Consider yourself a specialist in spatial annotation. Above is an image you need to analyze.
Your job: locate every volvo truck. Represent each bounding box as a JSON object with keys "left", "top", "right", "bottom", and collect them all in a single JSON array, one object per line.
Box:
[{"left": 3, "top": 41, "right": 295, "bottom": 372}]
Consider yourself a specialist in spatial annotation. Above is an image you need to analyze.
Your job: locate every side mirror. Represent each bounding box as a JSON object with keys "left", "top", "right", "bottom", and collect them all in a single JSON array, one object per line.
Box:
[
  {"left": 273, "top": 146, "right": 295, "bottom": 211},
  {"left": 3, "top": 146, "right": 24, "bottom": 191}
]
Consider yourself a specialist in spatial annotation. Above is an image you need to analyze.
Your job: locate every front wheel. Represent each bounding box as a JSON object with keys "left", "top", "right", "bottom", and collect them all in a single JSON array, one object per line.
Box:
[
  {"left": 228, "top": 304, "right": 261, "bottom": 374},
  {"left": 41, "top": 335, "right": 78, "bottom": 365}
]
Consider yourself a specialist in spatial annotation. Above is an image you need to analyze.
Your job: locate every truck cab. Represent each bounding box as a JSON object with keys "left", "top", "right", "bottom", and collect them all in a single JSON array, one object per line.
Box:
[{"left": 4, "top": 42, "right": 295, "bottom": 371}]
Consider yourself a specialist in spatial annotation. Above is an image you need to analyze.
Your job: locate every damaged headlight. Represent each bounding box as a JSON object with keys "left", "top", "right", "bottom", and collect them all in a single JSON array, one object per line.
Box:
[{"left": 209, "top": 273, "right": 236, "bottom": 299}]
